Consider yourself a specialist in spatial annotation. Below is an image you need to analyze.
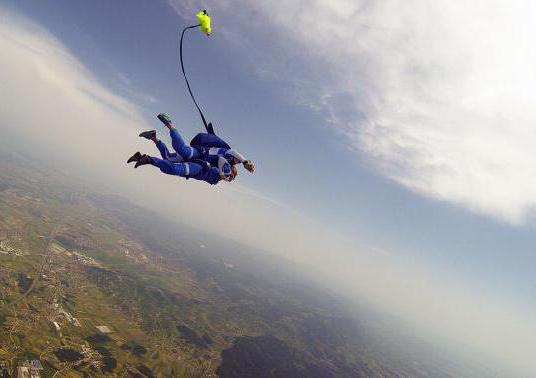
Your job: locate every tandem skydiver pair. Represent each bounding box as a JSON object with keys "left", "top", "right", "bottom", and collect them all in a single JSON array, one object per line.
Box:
[
  {"left": 127, "top": 10, "right": 256, "bottom": 185},
  {"left": 127, "top": 114, "right": 255, "bottom": 185}
]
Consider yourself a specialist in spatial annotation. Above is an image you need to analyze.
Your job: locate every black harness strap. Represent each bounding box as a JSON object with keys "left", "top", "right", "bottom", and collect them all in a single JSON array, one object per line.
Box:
[{"left": 180, "top": 24, "right": 214, "bottom": 134}]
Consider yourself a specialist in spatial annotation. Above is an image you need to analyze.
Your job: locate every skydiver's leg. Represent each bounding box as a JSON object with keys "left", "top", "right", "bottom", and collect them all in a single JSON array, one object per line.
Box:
[
  {"left": 156, "top": 113, "right": 200, "bottom": 160},
  {"left": 169, "top": 128, "right": 201, "bottom": 160},
  {"left": 140, "top": 130, "right": 182, "bottom": 162},
  {"left": 149, "top": 157, "right": 202, "bottom": 177},
  {"left": 155, "top": 139, "right": 172, "bottom": 159},
  {"left": 155, "top": 140, "right": 183, "bottom": 162}
]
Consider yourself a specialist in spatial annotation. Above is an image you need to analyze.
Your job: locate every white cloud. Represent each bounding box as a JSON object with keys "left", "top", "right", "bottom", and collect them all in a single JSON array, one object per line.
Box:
[{"left": 169, "top": 0, "right": 536, "bottom": 225}]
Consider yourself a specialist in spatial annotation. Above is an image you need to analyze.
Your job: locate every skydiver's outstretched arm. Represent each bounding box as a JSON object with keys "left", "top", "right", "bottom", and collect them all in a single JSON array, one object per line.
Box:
[
  {"left": 225, "top": 149, "right": 246, "bottom": 164},
  {"left": 208, "top": 148, "right": 255, "bottom": 173},
  {"left": 217, "top": 156, "right": 233, "bottom": 177}
]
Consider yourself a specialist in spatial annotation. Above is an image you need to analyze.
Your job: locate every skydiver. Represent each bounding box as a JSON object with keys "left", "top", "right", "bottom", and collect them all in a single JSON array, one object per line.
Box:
[
  {"left": 126, "top": 151, "right": 236, "bottom": 185},
  {"left": 126, "top": 115, "right": 242, "bottom": 185},
  {"left": 139, "top": 113, "right": 255, "bottom": 173}
]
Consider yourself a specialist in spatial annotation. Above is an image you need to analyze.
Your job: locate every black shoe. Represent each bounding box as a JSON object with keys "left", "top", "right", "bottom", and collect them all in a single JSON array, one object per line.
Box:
[
  {"left": 127, "top": 152, "right": 142, "bottom": 164},
  {"left": 157, "top": 113, "right": 172, "bottom": 127},
  {"left": 139, "top": 130, "right": 156, "bottom": 140},
  {"left": 134, "top": 154, "right": 152, "bottom": 168}
]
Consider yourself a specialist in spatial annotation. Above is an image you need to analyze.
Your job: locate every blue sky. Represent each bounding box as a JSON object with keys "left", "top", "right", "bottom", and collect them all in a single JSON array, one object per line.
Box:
[
  {"left": 10, "top": 0, "right": 534, "bottom": 300},
  {"left": 3, "top": 1, "right": 536, "bottom": 370}
]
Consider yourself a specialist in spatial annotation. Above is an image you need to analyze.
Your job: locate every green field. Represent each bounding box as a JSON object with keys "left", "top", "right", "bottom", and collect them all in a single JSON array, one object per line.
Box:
[{"left": 0, "top": 152, "right": 489, "bottom": 377}]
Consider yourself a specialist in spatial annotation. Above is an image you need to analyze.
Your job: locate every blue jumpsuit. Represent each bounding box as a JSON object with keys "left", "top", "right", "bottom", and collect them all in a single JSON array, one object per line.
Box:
[
  {"left": 168, "top": 129, "right": 247, "bottom": 167},
  {"left": 149, "top": 157, "right": 221, "bottom": 185},
  {"left": 154, "top": 139, "right": 183, "bottom": 163},
  {"left": 148, "top": 129, "right": 232, "bottom": 184}
]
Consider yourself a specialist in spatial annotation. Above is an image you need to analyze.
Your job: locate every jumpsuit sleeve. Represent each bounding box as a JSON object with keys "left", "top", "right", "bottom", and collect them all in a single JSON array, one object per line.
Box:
[
  {"left": 218, "top": 156, "right": 232, "bottom": 177},
  {"left": 224, "top": 149, "right": 246, "bottom": 164}
]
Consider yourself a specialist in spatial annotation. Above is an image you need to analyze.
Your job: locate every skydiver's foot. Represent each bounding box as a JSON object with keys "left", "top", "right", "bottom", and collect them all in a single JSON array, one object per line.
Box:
[
  {"left": 127, "top": 152, "right": 142, "bottom": 164},
  {"left": 134, "top": 154, "right": 152, "bottom": 168},
  {"left": 157, "top": 113, "right": 173, "bottom": 127},
  {"left": 139, "top": 130, "right": 157, "bottom": 140}
]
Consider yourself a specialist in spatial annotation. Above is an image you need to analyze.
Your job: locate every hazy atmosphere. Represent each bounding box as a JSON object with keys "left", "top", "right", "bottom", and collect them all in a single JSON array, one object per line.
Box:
[{"left": 1, "top": 1, "right": 536, "bottom": 376}]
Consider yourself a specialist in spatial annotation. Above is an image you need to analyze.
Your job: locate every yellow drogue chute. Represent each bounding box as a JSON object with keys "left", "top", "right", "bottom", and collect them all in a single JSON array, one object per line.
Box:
[{"left": 196, "top": 10, "right": 211, "bottom": 36}]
